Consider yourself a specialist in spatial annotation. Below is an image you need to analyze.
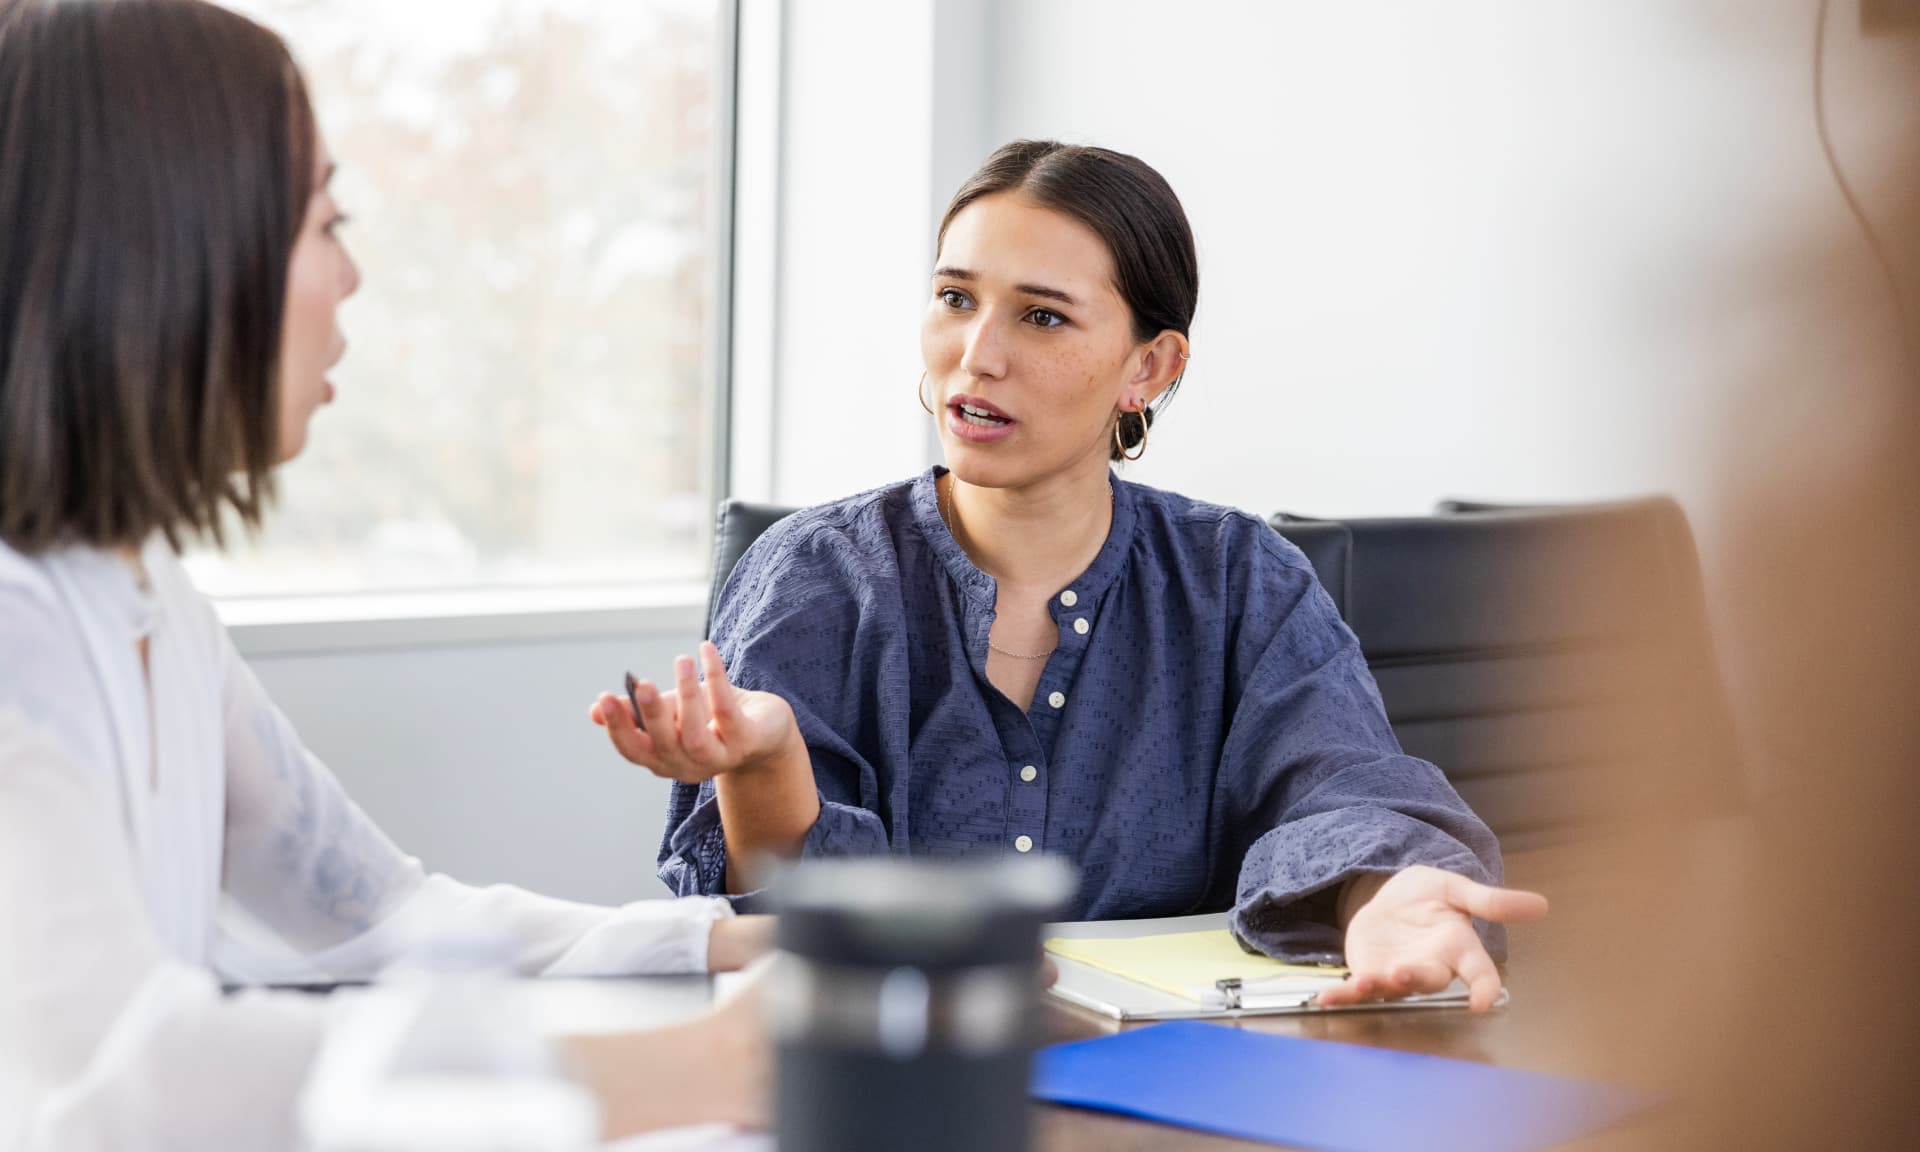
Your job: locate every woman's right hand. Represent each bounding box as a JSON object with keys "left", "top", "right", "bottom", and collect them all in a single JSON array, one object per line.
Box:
[{"left": 590, "top": 641, "right": 802, "bottom": 785}]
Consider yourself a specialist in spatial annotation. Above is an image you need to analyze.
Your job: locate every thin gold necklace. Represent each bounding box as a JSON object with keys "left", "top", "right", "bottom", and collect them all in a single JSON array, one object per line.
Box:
[{"left": 940, "top": 473, "right": 1111, "bottom": 662}]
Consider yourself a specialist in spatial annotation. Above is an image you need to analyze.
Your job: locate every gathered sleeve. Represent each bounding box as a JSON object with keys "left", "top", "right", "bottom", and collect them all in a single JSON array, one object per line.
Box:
[
  {"left": 212, "top": 624, "right": 729, "bottom": 983},
  {"left": 1216, "top": 545, "right": 1504, "bottom": 964},
  {"left": 658, "top": 519, "right": 896, "bottom": 903}
]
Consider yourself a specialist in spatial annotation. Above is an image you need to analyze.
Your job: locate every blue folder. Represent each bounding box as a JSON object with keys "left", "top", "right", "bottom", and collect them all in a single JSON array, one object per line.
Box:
[{"left": 1032, "top": 1021, "right": 1651, "bottom": 1152}]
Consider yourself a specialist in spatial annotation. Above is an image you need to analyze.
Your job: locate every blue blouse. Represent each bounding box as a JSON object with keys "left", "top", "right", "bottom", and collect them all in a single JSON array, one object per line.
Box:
[{"left": 659, "top": 468, "right": 1504, "bottom": 960}]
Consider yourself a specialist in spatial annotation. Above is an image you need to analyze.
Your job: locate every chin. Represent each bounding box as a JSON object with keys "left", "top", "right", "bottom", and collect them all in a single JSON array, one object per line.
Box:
[
  {"left": 275, "top": 416, "right": 315, "bottom": 463},
  {"left": 943, "top": 448, "right": 1023, "bottom": 491},
  {"left": 273, "top": 390, "right": 327, "bottom": 462}
]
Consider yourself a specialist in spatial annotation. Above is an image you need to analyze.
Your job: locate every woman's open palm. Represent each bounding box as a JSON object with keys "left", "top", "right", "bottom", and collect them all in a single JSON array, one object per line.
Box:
[
  {"left": 590, "top": 641, "right": 799, "bottom": 784},
  {"left": 1316, "top": 865, "right": 1549, "bottom": 1013}
]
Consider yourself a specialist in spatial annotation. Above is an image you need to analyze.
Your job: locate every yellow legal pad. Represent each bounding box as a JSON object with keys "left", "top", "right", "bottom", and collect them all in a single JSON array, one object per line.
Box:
[{"left": 1044, "top": 930, "right": 1348, "bottom": 1004}]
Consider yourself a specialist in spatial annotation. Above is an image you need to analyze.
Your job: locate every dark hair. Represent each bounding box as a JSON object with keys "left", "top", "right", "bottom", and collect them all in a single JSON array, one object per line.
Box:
[
  {"left": 0, "top": 0, "right": 315, "bottom": 553},
  {"left": 938, "top": 140, "right": 1199, "bottom": 460}
]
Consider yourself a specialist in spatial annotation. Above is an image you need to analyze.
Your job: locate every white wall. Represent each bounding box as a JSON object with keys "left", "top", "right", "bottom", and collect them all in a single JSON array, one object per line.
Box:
[{"left": 972, "top": 0, "right": 1915, "bottom": 523}]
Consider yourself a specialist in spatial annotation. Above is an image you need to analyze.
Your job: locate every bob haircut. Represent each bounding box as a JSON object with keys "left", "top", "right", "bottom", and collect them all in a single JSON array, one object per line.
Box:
[
  {"left": 0, "top": 0, "right": 315, "bottom": 553},
  {"left": 938, "top": 140, "right": 1199, "bottom": 461}
]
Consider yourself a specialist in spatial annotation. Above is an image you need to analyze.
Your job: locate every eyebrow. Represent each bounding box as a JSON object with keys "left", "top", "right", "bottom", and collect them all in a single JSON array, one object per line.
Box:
[
  {"left": 318, "top": 162, "right": 337, "bottom": 192},
  {"left": 932, "top": 265, "right": 1080, "bottom": 307}
]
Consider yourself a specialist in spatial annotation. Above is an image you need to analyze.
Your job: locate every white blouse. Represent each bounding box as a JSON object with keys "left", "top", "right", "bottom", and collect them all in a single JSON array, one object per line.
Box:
[{"left": 0, "top": 538, "right": 730, "bottom": 1151}]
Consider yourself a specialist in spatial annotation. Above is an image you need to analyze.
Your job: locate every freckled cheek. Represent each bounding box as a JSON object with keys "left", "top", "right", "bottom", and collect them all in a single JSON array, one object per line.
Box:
[
  {"left": 1024, "top": 348, "right": 1107, "bottom": 408},
  {"left": 1080, "top": 373, "right": 1118, "bottom": 427}
]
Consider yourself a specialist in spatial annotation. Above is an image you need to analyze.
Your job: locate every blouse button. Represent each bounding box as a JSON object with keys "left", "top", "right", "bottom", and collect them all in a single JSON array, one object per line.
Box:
[
  {"left": 1072, "top": 618, "right": 1089, "bottom": 635},
  {"left": 1059, "top": 590, "right": 1078, "bottom": 607},
  {"left": 1014, "top": 835, "right": 1034, "bottom": 853},
  {"left": 1020, "top": 765, "right": 1038, "bottom": 783},
  {"left": 1047, "top": 690, "right": 1066, "bottom": 709}
]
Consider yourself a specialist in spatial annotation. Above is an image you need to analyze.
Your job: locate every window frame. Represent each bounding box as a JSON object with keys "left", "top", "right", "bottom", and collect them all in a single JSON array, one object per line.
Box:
[{"left": 219, "top": 0, "right": 752, "bottom": 657}]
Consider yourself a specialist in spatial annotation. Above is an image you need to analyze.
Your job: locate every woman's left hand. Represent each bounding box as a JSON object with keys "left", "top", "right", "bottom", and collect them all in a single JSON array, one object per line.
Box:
[{"left": 1313, "top": 864, "right": 1549, "bottom": 1013}]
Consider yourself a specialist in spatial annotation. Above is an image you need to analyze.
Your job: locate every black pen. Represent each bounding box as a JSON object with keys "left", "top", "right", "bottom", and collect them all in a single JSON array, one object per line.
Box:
[{"left": 624, "top": 671, "right": 646, "bottom": 731}]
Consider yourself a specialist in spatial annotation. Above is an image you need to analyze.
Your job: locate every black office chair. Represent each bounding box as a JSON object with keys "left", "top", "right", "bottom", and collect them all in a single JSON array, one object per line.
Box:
[
  {"left": 1271, "top": 499, "right": 1742, "bottom": 852},
  {"left": 705, "top": 500, "right": 800, "bottom": 635},
  {"left": 1263, "top": 514, "right": 1352, "bottom": 617}
]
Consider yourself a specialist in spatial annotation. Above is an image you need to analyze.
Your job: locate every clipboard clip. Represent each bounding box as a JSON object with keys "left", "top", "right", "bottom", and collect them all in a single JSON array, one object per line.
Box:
[{"left": 1212, "top": 975, "right": 1330, "bottom": 1012}]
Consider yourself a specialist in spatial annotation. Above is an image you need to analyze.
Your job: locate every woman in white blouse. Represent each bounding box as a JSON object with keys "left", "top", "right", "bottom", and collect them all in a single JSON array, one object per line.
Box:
[{"left": 0, "top": 1, "right": 766, "bottom": 1146}]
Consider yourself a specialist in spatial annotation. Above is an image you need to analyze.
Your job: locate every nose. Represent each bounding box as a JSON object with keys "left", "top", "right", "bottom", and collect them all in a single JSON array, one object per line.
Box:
[
  {"left": 340, "top": 242, "right": 362, "bottom": 301},
  {"left": 958, "top": 311, "right": 1008, "bottom": 382}
]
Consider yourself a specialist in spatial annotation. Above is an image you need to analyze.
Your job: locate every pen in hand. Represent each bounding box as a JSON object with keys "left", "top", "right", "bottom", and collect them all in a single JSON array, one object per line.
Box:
[{"left": 625, "top": 671, "right": 647, "bottom": 732}]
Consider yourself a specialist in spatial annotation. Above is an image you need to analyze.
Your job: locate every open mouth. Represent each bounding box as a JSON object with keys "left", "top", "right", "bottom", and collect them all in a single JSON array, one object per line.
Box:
[{"left": 951, "top": 401, "right": 1013, "bottom": 428}]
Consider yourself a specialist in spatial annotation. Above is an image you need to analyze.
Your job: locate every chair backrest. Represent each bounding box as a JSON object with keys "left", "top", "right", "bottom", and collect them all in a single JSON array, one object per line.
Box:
[
  {"left": 1264, "top": 514, "right": 1352, "bottom": 617},
  {"left": 1274, "top": 499, "right": 1741, "bottom": 852},
  {"left": 706, "top": 500, "right": 801, "bottom": 635}
]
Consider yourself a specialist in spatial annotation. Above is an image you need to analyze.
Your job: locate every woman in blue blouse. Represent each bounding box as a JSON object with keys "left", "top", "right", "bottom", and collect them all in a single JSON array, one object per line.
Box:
[{"left": 592, "top": 140, "right": 1547, "bottom": 1009}]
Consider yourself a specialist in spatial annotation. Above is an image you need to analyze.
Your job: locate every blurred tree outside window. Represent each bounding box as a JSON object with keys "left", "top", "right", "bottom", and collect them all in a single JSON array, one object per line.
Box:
[{"left": 192, "top": 0, "right": 726, "bottom": 598}]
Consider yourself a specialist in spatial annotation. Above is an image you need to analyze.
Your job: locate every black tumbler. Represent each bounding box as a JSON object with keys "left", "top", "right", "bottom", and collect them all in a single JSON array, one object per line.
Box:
[{"left": 768, "top": 855, "right": 1076, "bottom": 1152}]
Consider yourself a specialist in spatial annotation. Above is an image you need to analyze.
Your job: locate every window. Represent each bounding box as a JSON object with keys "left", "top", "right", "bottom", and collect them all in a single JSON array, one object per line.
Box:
[{"left": 193, "top": 0, "right": 730, "bottom": 601}]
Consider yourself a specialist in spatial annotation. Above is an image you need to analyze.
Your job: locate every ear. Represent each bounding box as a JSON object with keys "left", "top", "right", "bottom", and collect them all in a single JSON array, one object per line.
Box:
[{"left": 1127, "top": 330, "right": 1190, "bottom": 410}]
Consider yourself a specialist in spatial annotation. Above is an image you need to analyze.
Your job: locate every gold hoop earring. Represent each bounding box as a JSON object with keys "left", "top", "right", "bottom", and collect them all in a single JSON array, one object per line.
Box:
[
  {"left": 917, "top": 371, "right": 936, "bottom": 416},
  {"left": 1115, "top": 407, "right": 1148, "bottom": 462}
]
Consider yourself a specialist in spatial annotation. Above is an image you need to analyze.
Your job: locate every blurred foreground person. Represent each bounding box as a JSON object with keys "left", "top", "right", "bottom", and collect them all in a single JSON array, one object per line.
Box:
[{"left": 1532, "top": 16, "right": 1920, "bottom": 1147}]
